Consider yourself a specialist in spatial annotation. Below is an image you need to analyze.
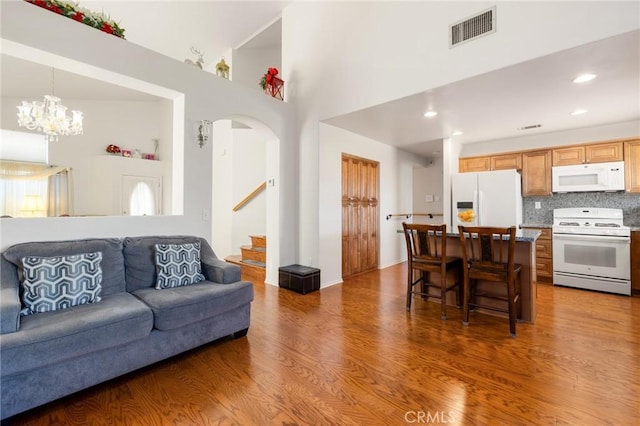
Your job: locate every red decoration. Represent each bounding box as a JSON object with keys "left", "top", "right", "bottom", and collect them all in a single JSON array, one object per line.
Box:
[
  {"left": 24, "top": 0, "right": 126, "bottom": 38},
  {"left": 264, "top": 76, "right": 284, "bottom": 101},
  {"left": 259, "top": 67, "right": 284, "bottom": 101},
  {"left": 106, "top": 144, "right": 121, "bottom": 154}
]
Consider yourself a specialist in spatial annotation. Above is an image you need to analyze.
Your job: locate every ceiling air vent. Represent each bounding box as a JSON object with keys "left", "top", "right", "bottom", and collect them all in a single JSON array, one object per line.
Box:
[
  {"left": 450, "top": 6, "right": 496, "bottom": 48},
  {"left": 518, "top": 124, "right": 542, "bottom": 131}
]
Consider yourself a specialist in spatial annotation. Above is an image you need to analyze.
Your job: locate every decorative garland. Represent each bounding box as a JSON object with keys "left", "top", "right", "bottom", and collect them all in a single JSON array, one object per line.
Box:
[{"left": 25, "top": 0, "right": 125, "bottom": 39}]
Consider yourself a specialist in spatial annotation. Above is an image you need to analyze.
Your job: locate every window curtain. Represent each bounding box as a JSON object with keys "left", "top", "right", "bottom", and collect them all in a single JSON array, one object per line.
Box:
[
  {"left": 0, "top": 161, "right": 72, "bottom": 217},
  {"left": 47, "top": 169, "right": 74, "bottom": 217}
]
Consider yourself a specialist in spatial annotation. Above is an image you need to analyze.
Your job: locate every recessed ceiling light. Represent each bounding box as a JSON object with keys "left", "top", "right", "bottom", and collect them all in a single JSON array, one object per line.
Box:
[
  {"left": 570, "top": 109, "right": 588, "bottom": 115},
  {"left": 423, "top": 111, "right": 438, "bottom": 118},
  {"left": 573, "top": 73, "right": 596, "bottom": 83},
  {"left": 452, "top": 131, "right": 463, "bottom": 136}
]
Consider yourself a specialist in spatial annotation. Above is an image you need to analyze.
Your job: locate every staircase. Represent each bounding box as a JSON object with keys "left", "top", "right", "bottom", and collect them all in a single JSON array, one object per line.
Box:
[{"left": 225, "top": 235, "right": 266, "bottom": 284}]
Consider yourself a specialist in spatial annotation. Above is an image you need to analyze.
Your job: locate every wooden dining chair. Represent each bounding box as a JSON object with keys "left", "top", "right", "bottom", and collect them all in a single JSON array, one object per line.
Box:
[
  {"left": 457, "top": 225, "right": 522, "bottom": 337},
  {"left": 402, "top": 223, "right": 462, "bottom": 319}
]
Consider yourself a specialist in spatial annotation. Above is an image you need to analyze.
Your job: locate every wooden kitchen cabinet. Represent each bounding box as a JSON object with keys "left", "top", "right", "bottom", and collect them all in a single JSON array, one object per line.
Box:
[
  {"left": 459, "top": 153, "right": 522, "bottom": 172},
  {"left": 552, "top": 146, "right": 584, "bottom": 165},
  {"left": 491, "top": 153, "right": 522, "bottom": 171},
  {"left": 552, "top": 142, "right": 623, "bottom": 166},
  {"left": 632, "top": 231, "right": 640, "bottom": 295},
  {"left": 624, "top": 139, "right": 640, "bottom": 193},
  {"left": 587, "top": 142, "right": 624, "bottom": 163},
  {"left": 459, "top": 156, "right": 490, "bottom": 172},
  {"left": 522, "top": 150, "right": 552, "bottom": 196},
  {"left": 532, "top": 228, "right": 553, "bottom": 283}
]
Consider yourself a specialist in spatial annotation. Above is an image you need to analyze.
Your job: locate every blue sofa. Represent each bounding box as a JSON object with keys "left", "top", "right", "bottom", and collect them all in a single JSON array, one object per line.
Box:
[{"left": 0, "top": 235, "right": 254, "bottom": 419}]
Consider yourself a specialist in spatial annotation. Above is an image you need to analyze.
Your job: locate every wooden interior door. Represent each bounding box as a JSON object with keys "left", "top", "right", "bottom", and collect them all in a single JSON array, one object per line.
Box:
[{"left": 342, "top": 154, "right": 379, "bottom": 278}]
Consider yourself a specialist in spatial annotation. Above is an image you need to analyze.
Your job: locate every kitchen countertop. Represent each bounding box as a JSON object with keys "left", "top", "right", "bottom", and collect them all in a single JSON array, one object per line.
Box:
[
  {"left": 397, "top": 229, "right": 541, "bottom": 242},
  {"left": 520, "top": 223, "right": 552, "bottom": 229},
  {"left": 445, "top": 229, "right": 541, "bottom": 243}
]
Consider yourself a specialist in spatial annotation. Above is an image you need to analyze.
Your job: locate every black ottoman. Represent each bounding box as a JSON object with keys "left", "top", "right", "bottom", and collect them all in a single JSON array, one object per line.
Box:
[{"left": 278, "top": 264, "right": 320, "bottom": 294}]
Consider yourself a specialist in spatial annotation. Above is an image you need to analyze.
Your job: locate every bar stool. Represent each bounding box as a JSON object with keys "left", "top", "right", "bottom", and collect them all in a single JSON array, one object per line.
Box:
[
  {"left": 457, "top": 225, "right": 522, "bottom": 337},
  {"left": 402, "top": 223, "right": 462, "bottom": 320}
]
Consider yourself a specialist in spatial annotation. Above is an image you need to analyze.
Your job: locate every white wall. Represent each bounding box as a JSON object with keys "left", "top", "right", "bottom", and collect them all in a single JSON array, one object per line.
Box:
[
  {"left": 231, "top": 127, "right": 267, "bottom": 255},
  {"left": 212, "top": 120, "right": 233, "bottom": 258},
  {"left": 232, "top": 46, "right": 281, "bottom": 93},
  {"left": 0, "top": 2, "right": 297, "bottom": 282},
  {"left": 284, "top": 2, "right": 640, "bottom": 120},
  {"left": 460, "top": 120, "right": 640, "bottom": 157},
  {"left": 412, "top": 157, "right": 444, "bottom": 225},
  {"left": 282, "top": 1, "right": 639, "bottom": 282},
  {"left": 319, "top": 124, "right": 428, "bottom": 286}
]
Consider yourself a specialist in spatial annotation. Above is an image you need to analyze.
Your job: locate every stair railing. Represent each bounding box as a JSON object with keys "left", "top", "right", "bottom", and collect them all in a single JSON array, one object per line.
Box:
[{"left": 233, "top": 181, "right": 267, "bottom": 212}]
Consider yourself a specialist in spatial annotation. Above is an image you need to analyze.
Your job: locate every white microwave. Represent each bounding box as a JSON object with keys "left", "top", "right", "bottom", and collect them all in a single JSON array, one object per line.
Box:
[{"left": 552, "top": 161, "right": 625, "bottom": 193}]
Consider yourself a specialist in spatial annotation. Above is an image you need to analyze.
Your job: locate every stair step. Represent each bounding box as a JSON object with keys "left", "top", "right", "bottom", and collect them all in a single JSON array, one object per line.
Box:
[
  {"left": 241, "top": 245, "right": 266, "bottom": 263},
  {"left": 250, "top": 235, "right": 266, "bottom": 249},
  {"left": 224, "top": 255, "right": 265, "bottom": 284}
]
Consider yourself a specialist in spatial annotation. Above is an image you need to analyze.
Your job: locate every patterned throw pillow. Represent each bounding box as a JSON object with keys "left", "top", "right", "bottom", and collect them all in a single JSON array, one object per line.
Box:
[
  {"left": 20, "top": 252, "right": 103, "bottom": 316},
  {"left": 155, "top": 242, "right": 205, "bottom": 289}
]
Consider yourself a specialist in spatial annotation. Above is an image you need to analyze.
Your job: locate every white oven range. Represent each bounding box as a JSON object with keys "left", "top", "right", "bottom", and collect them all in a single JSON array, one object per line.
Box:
[{"left": 552, "top": 208, "right": 630, "bottom": 296}]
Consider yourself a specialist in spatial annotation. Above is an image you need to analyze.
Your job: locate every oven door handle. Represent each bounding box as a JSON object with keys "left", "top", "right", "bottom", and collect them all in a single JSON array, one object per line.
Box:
[{"left": 553, "top": 233, "right": 630, "bottom": 243}]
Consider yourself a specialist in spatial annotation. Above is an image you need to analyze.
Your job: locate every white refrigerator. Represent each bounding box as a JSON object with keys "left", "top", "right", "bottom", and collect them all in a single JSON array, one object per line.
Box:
[{"left": 451, "top": 169, "right": 523, "bottom": 229}]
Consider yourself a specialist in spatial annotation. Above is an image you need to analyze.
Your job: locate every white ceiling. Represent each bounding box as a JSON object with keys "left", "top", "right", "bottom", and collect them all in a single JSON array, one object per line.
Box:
[
  {"left": 325, "top": 29, "right": 640, "bottom": 157},
  {"left": 2, "top": 2, "right": 638, "bottom": 158},
  {"left": 82, "top": 0, "right": 290, "bottom": 66}
]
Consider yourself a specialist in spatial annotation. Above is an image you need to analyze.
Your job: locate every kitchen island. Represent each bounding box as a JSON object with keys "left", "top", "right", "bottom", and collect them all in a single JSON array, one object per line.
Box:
[{"left": 413, "top": 228, "right": 541, "bottom": 323}]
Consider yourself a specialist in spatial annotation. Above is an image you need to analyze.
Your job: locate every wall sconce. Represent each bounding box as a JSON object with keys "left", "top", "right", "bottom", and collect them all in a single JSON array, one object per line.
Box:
[{"left": 197, "top": 120, "right": 212, "bottom": 148}]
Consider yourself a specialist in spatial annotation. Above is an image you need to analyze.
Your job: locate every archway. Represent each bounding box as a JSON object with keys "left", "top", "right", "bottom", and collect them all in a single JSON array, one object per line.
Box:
[{"left": 211, "top": 116, "right": 280, "bottom": 286}]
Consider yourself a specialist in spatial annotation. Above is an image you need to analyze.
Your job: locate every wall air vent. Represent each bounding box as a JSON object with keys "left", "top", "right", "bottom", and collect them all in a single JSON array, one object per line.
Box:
[{"left": 449, "top": 6, "right": 496, "bottom": 48}]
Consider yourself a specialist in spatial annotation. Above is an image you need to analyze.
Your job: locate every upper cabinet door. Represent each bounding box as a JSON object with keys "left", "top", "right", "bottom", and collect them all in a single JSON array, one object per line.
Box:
[
  {"left": 522, "top": 150, "right": 552, "bottom": 196},
  {"left": 625, "top": 140, "right": 640, "bottom": 193},
  {"left": 585, "top": 142, "right": 623, "bottom": 163},
  {"left": 491, "top": 153, "right": 522, "bottom": 171},
  {"left": 459, "top": 156, "right": 490, "bottom": 173},
  {"left": 552, "top": 146, "right": 584, "bottom": 166},
  {"left": 553, "top": 142, "right": 624, "bottom": 165}
]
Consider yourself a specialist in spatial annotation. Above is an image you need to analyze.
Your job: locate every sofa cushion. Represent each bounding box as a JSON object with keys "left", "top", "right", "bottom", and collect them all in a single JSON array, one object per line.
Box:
[
  {"left": 124, "top": 236, "right": 216, "bottom": 292},
  {"left": 20, "top": 252, "right": 103, "bottom": 316},
  {"left": 0, "top": 293, "right": 153, "bottom": 376},
  {"left": 132, "top": 280, "right": 254, "bottom": 331},
  {"left": 155, "top": 243, "right": 205, "bottom": 289},
  {"left": 2, "top": 238, "right": 125, "bottom": 296}
]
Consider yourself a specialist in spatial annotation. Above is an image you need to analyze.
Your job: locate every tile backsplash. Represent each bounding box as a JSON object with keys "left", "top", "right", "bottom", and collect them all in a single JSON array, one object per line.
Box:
[{"left": 524, "top": 192, "right": 640, "bottom": 226}]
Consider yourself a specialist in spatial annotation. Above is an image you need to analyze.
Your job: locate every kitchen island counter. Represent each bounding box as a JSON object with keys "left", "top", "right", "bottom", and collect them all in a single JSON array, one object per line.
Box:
[
  {"left": 438, "top": 230, "right": 540, "bottom": 324},
  {"left": 446, "top": 228, "right": 541, "bottom": 243}
]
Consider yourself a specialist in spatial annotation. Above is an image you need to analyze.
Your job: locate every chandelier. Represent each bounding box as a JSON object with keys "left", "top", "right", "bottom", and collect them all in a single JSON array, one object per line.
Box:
[{"left": 16, "top": 68, "right": 83, "bottom": 142}]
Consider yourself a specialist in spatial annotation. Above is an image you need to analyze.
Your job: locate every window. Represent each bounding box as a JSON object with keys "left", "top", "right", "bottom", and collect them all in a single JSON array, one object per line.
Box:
[
  {"left": 122, "top": 175, "right": 161, "bottom": 216},
  {"left": 130, "top": 182, "right": 155, "bottom": 216}
]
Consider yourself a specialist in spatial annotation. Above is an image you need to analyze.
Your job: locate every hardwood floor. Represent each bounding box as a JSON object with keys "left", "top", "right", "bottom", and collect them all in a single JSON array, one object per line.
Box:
[{"left": 6, "top": 263, "right": 640, "bottom": 425}]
